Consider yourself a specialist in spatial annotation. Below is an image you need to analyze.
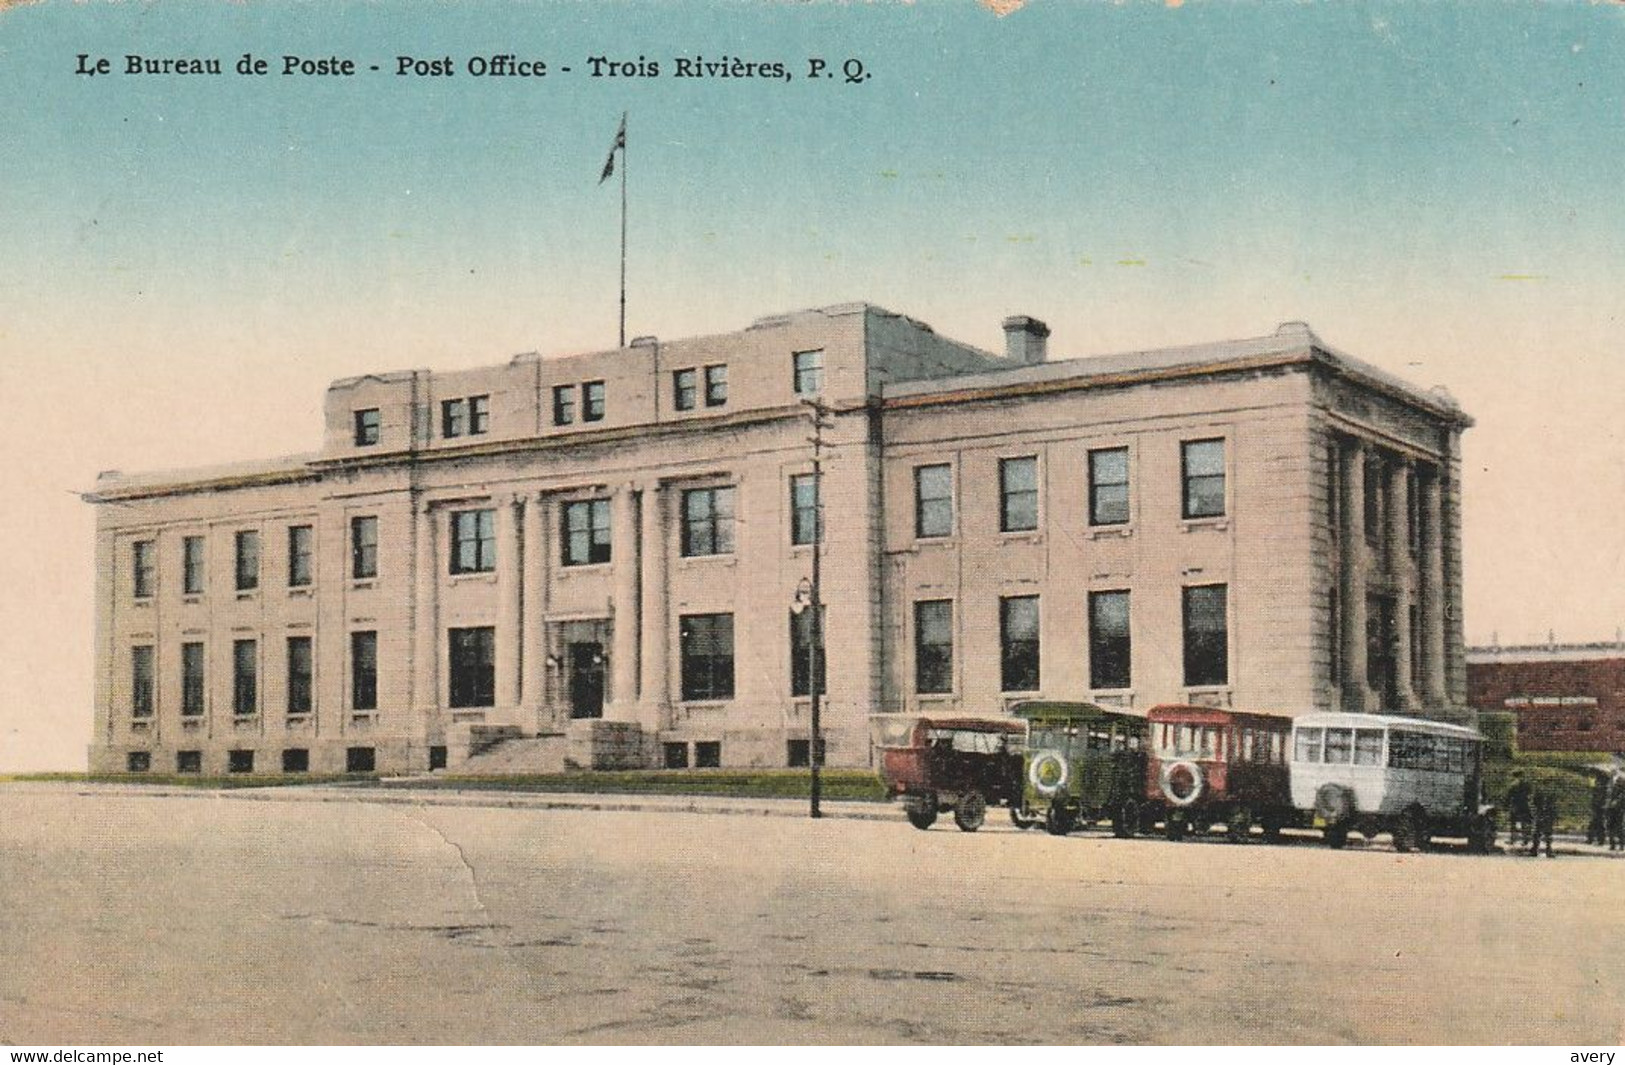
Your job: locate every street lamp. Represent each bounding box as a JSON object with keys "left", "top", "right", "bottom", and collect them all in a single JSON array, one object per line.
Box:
[{"left": 798, "top": 396, "right": 833, "bottom": 818}]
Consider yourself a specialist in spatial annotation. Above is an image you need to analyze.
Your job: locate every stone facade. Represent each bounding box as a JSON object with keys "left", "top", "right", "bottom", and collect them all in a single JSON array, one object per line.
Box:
[{"left": 87, "top": 303, "right": 1473, "bottom": 775}]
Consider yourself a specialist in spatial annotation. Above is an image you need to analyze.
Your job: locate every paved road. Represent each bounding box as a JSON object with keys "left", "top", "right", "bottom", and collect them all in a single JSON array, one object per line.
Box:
[{"left": 1, "top": 782, "right": 1621, "bottom": 1045}]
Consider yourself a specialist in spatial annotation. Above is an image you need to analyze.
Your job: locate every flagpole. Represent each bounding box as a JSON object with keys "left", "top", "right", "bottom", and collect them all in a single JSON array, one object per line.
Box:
[{"left": 619, "top": 111, "right": 627, "bottom": 349}]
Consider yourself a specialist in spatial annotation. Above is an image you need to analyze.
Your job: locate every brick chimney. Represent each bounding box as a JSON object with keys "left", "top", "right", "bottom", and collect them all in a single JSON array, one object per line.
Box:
[{"left": 1002, "top": 315, "right": 1050, "bottom": 365}]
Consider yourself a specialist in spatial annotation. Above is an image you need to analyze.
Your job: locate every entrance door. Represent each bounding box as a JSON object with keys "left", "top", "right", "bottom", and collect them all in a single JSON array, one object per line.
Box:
[
  {"left": 1366, "top": 595, "right": 1398, "bottom": 711},
  {"left": 569, "top": 642, "right": 605, "bottom": 719}
]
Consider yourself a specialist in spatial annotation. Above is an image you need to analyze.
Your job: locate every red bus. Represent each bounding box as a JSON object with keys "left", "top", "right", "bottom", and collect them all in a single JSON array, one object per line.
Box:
[{"left": 1144, "top": 704, "right": 1297, "bottom": 842}]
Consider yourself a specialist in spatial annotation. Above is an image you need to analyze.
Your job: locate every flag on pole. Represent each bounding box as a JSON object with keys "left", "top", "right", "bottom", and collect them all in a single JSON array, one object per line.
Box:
[{"left": 599, "top": 113, "right": 626, "bottom": 184}]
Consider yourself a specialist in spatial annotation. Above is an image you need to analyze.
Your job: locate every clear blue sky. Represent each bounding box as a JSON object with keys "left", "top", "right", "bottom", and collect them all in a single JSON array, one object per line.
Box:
[{"left": 2, "top": 0, "right": 1622, "bottom": 768}]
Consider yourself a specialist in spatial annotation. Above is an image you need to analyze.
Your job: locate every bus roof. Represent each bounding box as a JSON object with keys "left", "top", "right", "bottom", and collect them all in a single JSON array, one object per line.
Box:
[
  {"left": 1007, "top": 700, "right": 1142, "bottom": 724},
  {"left": 1146, "top": 704, "right": 1295, "bottom": 727},
  {"left": 1290, "top": 712, "right": 1483, "bottom": 741}
]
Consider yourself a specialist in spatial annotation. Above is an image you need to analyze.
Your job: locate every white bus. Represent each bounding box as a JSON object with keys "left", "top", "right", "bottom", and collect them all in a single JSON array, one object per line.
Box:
[{"left": 1288, "top": 712, "right": 1496, "bottom": 852}]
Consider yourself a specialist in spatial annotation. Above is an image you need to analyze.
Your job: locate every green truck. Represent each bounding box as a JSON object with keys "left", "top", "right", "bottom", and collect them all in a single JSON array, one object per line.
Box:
[{"left": 1012, "top": 701, "right": 1150, "bottom": 837}]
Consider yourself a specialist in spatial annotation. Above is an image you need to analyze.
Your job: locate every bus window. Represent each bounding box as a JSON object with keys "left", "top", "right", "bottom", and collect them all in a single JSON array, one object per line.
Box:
[
  {"left": 1324, "top": 728, "right": 1354, "bottom": 764},
  {"left": 1353, "top": 729, "right": 1384, "bottom": 767},
  {"left": 1294, "top": 727, "right": 1323, "bottom": 763},
  {"left": 1270, "top": 731, "right": 1285, "bottom": 764},
  {"left": 1241, "top": 728, "right": 1255, "bottom": 762}
]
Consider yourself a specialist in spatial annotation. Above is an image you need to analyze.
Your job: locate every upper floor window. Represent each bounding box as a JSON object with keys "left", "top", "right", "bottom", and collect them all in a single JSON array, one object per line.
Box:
[
  {"left": 132, "top": 540, "right": 156, "bottom": 599},
  {"left": 1089, "top": 590, "right": 1132, "bottom": 690},
  {"left": 705, "top": 364, "right": 728, "bottom": 407},
  {"left": 351, "top": 516, "right": 378, "bottom": 580},
  {"left": 354, "top": 408, "right": 380, "bottom": 447},
  {"left": 562, "top": 499, "right": 612, "bottom": 566},
  {"left": 1181, "top": 439, "right": 1226, "bottom": 520},
  {"left": 915, "top": 464, "right": 953, "bottom": 539},
  {"left": 469, "top": 394, "right": 490, "bottom": 435},
  {"left": 234, "top": 530, "right": 260, "bottom": 592},
  {"left": 131, "top": 645, "right": 155, "bottom": 718},
  {"left": 999, "top": 456, "right": 1039, "bottom": 533},
  {"left": 441, "top": 398, "right": 468, "bottom": 438},
  {"left": 673, "top": 369, "right": 697, "bottom": 412},
  {"left": 1183, "top": 584, "right": 1229, "bottom": 687},
  {"left": 552, "top": 385, "right": 575, "bottom": 426},
  {"left": 1088, "top": 447, "right": 1130, "bottom": 526},
  {"left": 790, "top": 473, "right": 822, "bottom": 546},
  {"left": 182, "top": 535, "right": 206, "bottom": 595},
  {"left": 288, "top": 525, "right": 314, "bottom": 588},
  {"left": 583, "top": 381, "right": 606, "bottom": 422},
  {"left": 682, "top": 487, "right": 736, "bottom": 557},
  {"left": 793, "top": 349, "right": 824, "bottom": 395},
  {"left": 450, "top": 509, "right": 496, "bottom": 574}
]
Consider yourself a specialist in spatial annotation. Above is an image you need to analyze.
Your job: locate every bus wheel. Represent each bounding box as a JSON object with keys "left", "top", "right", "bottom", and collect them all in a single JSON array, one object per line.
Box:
[
  {"left": 1261, "top": 811, "right": 1284, "bottom": 844},
  {"left": 954, "top": 790, "right": 987, "bottom": 833},
  {"left": 1165, "top": 815, "right": 1187, "bottom": 843},
  {"left": 1010, "top": 807, "right": 1038, "bottom": 830},
  {"left": 1227, "top": 808, "right": 1252, "bottom": 843},
  {"left": 1112, "top": 799, "right": 1140, "bottom": 839},
  {"left": 905, "top": 794, "right": 938, "bottom": 831},
  {"left": 1324, "top": 824, "right": 1349, "bottom": 849},
  {"left": 1468, "top": 813, "right": 1498, "bottom": 854},
  {"left": 1393, "top": 810, "right": 1418, "bottom": 853},
  {"left": 1045, "top": 800, "right": 1074, "bottom": 836}
]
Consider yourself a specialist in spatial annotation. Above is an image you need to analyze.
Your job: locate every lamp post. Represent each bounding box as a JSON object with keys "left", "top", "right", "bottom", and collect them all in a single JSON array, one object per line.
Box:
[{"left": 800, "top": 396, "right": 833, "bottom": 818}]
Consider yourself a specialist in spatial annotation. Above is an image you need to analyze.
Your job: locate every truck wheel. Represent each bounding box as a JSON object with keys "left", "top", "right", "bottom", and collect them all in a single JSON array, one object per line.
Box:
[
  {"left": 954, "top": 790, "right": 987, "bottom": 833},
  {"left": 1165, "top": 814, "right": 1187, "bottom": 842},
  {"left": 1010, "top": 807, "right": 1038, "bottom": 830},
  {"left": 905, "top": 794, "right": 938, "bottom": 831},
  {"left": 1393, "top": 809, "right": 1418, "bottom": 853},
  {"left": 1227, "top": 808, "right": 1252, "bottom": 844},
  {"left": 1324, "top": 824, "right": 1349, "bottom": 849},
  {"left": 1045, "top": 800, "right": 1074, "bottom": 836},
  {"left": 1113, "top": 799, "right": 1140, "bottom": 839},
  {"left": 1261, "top": 811, "right": 1284, "bottom": 844}
]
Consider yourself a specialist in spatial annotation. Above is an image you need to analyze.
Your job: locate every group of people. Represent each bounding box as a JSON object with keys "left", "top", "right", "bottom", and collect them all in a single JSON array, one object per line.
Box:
[{"left": 1507, "top": 766, "right": 1625, "bottom": 856}]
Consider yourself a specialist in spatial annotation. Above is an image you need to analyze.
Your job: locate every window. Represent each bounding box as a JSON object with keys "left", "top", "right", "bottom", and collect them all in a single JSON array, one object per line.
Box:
[
  {"left": 1364, "top": 454, "right": 1384, "bottom": 543},
  {"left": 914, "top": 600, "right": 953, "bottom": 695},
  {"left": 288, "top": 525, "right": 313, "bottom": 588},
  {"left": 681, "top": 487, "right": 735, "bottom": 557},
  {"left": 664, "top": 742, "right": 690, "bottom": 769},
  {"left": 1354, "top": 728, "right": 1385, "bottom": 766},
  {"left": 1182, "top": 439, "right": 1226, "bottom": 519},
  {"left": 228, "top": 749, "right": 255, "bottom": 774},
  {"left": 790, "top": 473, "right": 821, "bottom": 546},
  {"left": 1182, "top": 584, "right": 1229, "bottom": 687},
  {"left": 1089, "top": 590, "right": 1131, "bottom": 690},
  {"left": 132, "top": 540, "right": 155, "bottom": 599},
  {"left": 583, "top": 380, "right": 606, "bottom": 422},
  {"left": 429, "top": 746, "right": 448, "bottom": 770},
  {"left": 552, "top": 384, "right": 575, "bottom": 426},
  {"left": 1089, "top": 447, "right": 1130, "bottom": 526},
  {"left": 442, "top": 398, "right": 467, "bottom": 438},
  {"left": 176, "top": 750, "right": 202, "bottom": 774},
  {"left": 450, "top": 509, "right": 496, "bottom": 574},
  {"left": 181, "top": 642, "right": 205, "bottom": 716},
  {"left": 680, "top": 613, "right": 734, "bottom": 701},
  {"left": 914, "top": 464, "right": 953, "bottom": 539},
  {"left": 449, "top": 627, "right": 495, "bottom": 708},
  {"left": 562, "top": 499, "right": 612, "bottom": 566},
  {"left": 694, "top": 741, "right": 721, "bottom": 768},
  {"left": 673, "top": 368, "right": 697, "bottom": 411},
  {"left": 1000, "top": 457, "right": 1039, "bottom": 532},
  {"left": 470, "top": 395, "right": 490, "bottom": 435},
  {"left": 354, "top": 408, "right": 380, "bottom": 446},
  {"left": 346, "top": 747, "right": 376, "bottom": 773},
  {"left": 182, "top": 535, "right": 206, "bottom": 595},
  {"left": 286, "top": 636, "right": 313, "bottom": 715},
  {"left": 282, "top": 749, "right": 309, "bottom": 773},
  {"left": 793, "top": 349, "right": 824, "bottom": 395},
  {"left": 1323, "top": 728, "right": 1353, "bottom": 764},
  {"left": 234, "top": 530, "right": 260, "bottom": 592},
  {"left": 705, "top": 365, "right": 728, "bottom": 407},
  {"left": 790, "top": 607, "right": 826, "bottom": 698},
  {"left": 351, "top": 516, "right": 378, "bottom": 580},
  {"left": 233, "top": 639, "right": 258, "bottom": 716},
  {"left": 126, "top": 751, "right": 150, "bottom": 773},
  {"left": 1000, "top": 595, "right": 1041, "bottom": 693},
  {"left": 351, "top": 631, "right": 378, "bottom": 711},
  {"left": 131, "top": 645, "right": 155, "bottom": 718},
  {"left": 1294, "top": 727, "right": 1323, "bottom": 763}
]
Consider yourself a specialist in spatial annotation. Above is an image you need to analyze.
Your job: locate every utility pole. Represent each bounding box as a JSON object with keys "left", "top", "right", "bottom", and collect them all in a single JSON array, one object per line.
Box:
[{"left": 802, "top": 396, "right": 833, "bottom": 818}]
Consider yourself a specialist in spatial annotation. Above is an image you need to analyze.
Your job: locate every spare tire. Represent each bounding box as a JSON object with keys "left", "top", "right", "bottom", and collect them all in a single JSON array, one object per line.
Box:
[
  {"left": 1160, "top": 760, "right": 1205, "bottom": 807},
  {"left": 1028, "top": 751, "right": 1070, "bottom": 797},
  {"left": 1315, "top": 783, "right": 1353, "bottom": 825}
]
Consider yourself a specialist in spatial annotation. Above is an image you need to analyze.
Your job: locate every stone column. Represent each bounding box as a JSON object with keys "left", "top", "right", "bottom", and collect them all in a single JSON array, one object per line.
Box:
[
  {"left": 495, "top": 494, "right": 521, "bottom": 715},
  {"left": 1389, "top": 461, "right": 1415, "bottom": 711},
  {"left": 639, "top": 481, "right": 670, "bottom": 731},
  {"left": 609, "top": 483, "right": 641, "bottom": 719},
  {"left": 412, "top": 498, "right": 440, "bottom": 719},
  {"left": 521, "top": 493, "right": 550, "bottom": 728},
  {"left": 1340, "top": 439, "right": 1369, "bottom": 712},
  {"left": 1420, "top": 469, "right": 1448, "bottom": 703}
]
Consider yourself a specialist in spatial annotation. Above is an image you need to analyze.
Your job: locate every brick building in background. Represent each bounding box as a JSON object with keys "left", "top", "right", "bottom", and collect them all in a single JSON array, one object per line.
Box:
[
  {"left": 1468, "top": 642, "right": 1625, "bottom": 753},
  {"left": 87, "top": 302, "right": 1473, "bottom": 775}
]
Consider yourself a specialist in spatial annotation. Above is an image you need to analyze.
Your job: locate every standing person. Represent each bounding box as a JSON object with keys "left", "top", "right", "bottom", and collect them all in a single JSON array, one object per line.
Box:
[
  {"left": 1607, "top": 770, "right": 1625, "bottom": 853},
  {"left": 1529, "top": 782, "right": 1557, "bottom": 858},
  {"left": 1506, "top": 770, "right": 1532, "bottom": 848},
  {"left": 1588, "top": 774, "right": 1608, "bottom": 846}
]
